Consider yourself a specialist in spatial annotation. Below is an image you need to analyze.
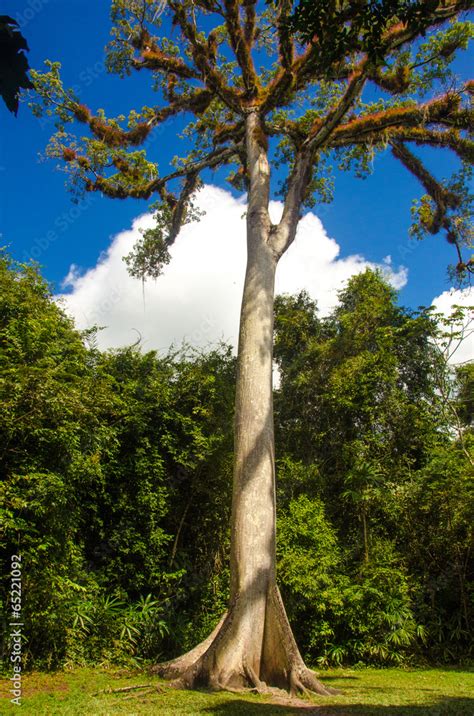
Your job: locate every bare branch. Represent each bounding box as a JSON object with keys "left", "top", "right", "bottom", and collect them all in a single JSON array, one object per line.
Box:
[{"left": 272, "top": 149, "right": 313, "bottom": 257}]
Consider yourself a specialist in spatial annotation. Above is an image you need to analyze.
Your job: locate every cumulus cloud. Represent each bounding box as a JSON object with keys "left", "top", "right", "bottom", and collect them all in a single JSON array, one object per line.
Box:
[
  {"left": 431, "top": 287, "right": 474, "bottom": 365},
  {"left": 61, "top": 263, "right": 81, "bottom": 290},
  {"left": 57, "top": 184, "right": 408, "bottom": 352}
]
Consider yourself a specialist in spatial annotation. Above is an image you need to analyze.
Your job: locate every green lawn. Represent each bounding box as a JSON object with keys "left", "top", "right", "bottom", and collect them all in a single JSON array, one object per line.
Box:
[{"left": 1, "top": 666, "right": 473, "bottom": 715}]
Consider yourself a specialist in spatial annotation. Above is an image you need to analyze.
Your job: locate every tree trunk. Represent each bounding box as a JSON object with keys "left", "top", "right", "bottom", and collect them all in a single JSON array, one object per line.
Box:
[
  {"left": 362, "top": 509, "right": 369, "bottom": 564},
  {"left": 152, "top": 112, "right": 336, "bottom": 697}
]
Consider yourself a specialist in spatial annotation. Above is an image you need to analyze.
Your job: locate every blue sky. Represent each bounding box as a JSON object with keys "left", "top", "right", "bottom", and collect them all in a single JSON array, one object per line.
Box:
[{"left": 1, "top": 0, "right": 472, "bottom": 330}]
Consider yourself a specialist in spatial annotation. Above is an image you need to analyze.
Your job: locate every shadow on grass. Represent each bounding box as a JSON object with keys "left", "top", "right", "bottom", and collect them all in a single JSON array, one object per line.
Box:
[
  {"left": 202, "top": 696, "right": 474, "bottom": 715},
  {"left": 202, "top": 702, "right": 319, "bottom": 714},
  {"left": 321, "top": 675, "right": 360, "bottom": 681}
]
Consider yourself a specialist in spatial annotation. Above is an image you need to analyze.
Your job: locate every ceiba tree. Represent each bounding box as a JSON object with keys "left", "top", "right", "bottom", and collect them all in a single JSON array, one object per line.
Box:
[{"left": 33, "top": 0, "right": 473, "bottom": 696}]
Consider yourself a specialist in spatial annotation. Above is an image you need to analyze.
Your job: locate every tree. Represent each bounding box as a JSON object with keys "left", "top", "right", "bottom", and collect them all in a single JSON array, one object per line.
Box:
[
  {"left": 274, "top": 272, "right": 444, "bottom": 495},
  {"left": 273, "top": 272, "right": 473, "bottom": 662},
  {"left": 430, "top": 303, "right": 474, "bottom": 465},
  {"left": 32, "top": 0, "right": 473, "bottom": 695},
  {"left": 0, "top": 252, "right": 113, "bottom": 665},
  {"left": 0, "top": 251, "right": 236, "bottom": 667},
  {"left": 456, "top": 361, "right": 474, "bottom": 427},
  {"left": 399, "top": 439, "right": 473, "bottom": 660},
  {"left": 0, "top": 16, "right": 33, "bottom": 115}
]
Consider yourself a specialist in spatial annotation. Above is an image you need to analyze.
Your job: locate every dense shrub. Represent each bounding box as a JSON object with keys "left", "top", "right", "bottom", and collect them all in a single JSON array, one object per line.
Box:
[{"left": 1, "top": 257, "right": 472, "bottom": 669}]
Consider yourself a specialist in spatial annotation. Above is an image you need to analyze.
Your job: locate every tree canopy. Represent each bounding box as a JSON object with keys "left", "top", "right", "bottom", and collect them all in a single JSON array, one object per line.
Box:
[
  {"left": 287, "top": 1, "right": 465, "bottom": 62},
  {"left": 31, "top": 0, "right": 474, "bottom": 279}
]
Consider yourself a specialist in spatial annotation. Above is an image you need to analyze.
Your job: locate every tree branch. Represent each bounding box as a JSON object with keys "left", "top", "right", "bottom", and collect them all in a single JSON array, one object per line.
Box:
[
  {"left": 305, "top": 70, "right": 367, "bottom": 151},
  {"left": 168, "top": 171, "right": 201, "bottom": 243},
  {"left": 391, "top": 140, "right": 459, "bottom": 233},
  {"left": 263, "top": 0, "right": 470, "bottom": 116},
  {"left": 271, "top": 148, "right": 313, "bottom": 257},
  {"left": 84, "top": 144, "right": 238, "bottom": 201},
  {"left": 381, "top": 0, "right": 474, "bottom": 55},
  {"left": 243, "top": 0, "right": 257, "bottom": 46},
  {"left": 150, "top": 87, "right": 214, "bottom": 126},
  {"left": 129, "top": 25, "right": 201, "bottom": 78},
  {"left": 276, "top": 0, "right": 294, "bottom": 71},
  {"left": 67, "top": 87, "right": 214, "bottom": 150},
  {"left": 132, "top": 51, "right": 200, "bottom": 79},
  {"left": 169, "top": 0, "right": 242, "bottom": 113},
  {"left": 332, "top": 126, "right": 474, "bottom": 166},
  {"left": 387, "top": 127, "right": 474, "bottom": 163},
  {"left": 153, "top": 144, "right": 239, "bottom": 189},
  {"left": 331, "top": 90, "right": 471, "bottom": 147},
  {"left": 223, "top": 0, "right": 258, "bottom": 96}
]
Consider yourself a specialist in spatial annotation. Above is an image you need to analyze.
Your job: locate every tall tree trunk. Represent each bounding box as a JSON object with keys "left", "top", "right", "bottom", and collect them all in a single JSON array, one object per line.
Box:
[{"left": 153, "top": 112, "right": 336, "bottom": 696}]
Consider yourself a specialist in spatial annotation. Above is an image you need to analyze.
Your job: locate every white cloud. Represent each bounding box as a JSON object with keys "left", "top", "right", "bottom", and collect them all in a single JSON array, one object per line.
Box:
[
  {"left": 431, "top": 288, "right": 474, "bottom": 365},
  {"left": 57, "top": 184, "right": 408, "bottom": 352},
  {"left": 61, "top": 263, "right": 81, "bottom": 290}
]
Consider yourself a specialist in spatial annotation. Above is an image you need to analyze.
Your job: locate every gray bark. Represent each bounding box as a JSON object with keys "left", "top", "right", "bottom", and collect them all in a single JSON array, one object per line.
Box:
[{"left": 153, "top": 110, "right": 337, "bottom": 696}]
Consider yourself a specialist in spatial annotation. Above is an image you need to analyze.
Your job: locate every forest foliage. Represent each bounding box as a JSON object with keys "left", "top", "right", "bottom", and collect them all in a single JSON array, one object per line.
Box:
[{"left": 0, "top": 252, "right": 472, "bottom": 670}]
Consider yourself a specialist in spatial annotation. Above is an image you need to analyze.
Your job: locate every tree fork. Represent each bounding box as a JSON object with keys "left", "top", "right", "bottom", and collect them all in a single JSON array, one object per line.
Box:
[{"left": 152, "top": 111, "right": 336, "bottom": 697}]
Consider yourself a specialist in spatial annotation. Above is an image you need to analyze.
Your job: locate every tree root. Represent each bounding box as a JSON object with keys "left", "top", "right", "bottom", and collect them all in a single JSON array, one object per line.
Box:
[
  {"left": 150, "top": 613, "right": 226, "bottom": 680},
  {"left": 152, "top": 585, "right": 340, "bottom": 698},
  {"left": 244, "top": 662, "right": 268, "bottom": 692},
  {"left": 294, "top": 666, "right": 340, "bottom": 696}
]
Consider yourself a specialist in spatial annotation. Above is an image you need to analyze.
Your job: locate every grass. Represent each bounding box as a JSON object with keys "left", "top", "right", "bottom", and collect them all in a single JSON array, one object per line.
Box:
[{"left": 0, "top": 666, "right": 473, "bottom": 715}]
